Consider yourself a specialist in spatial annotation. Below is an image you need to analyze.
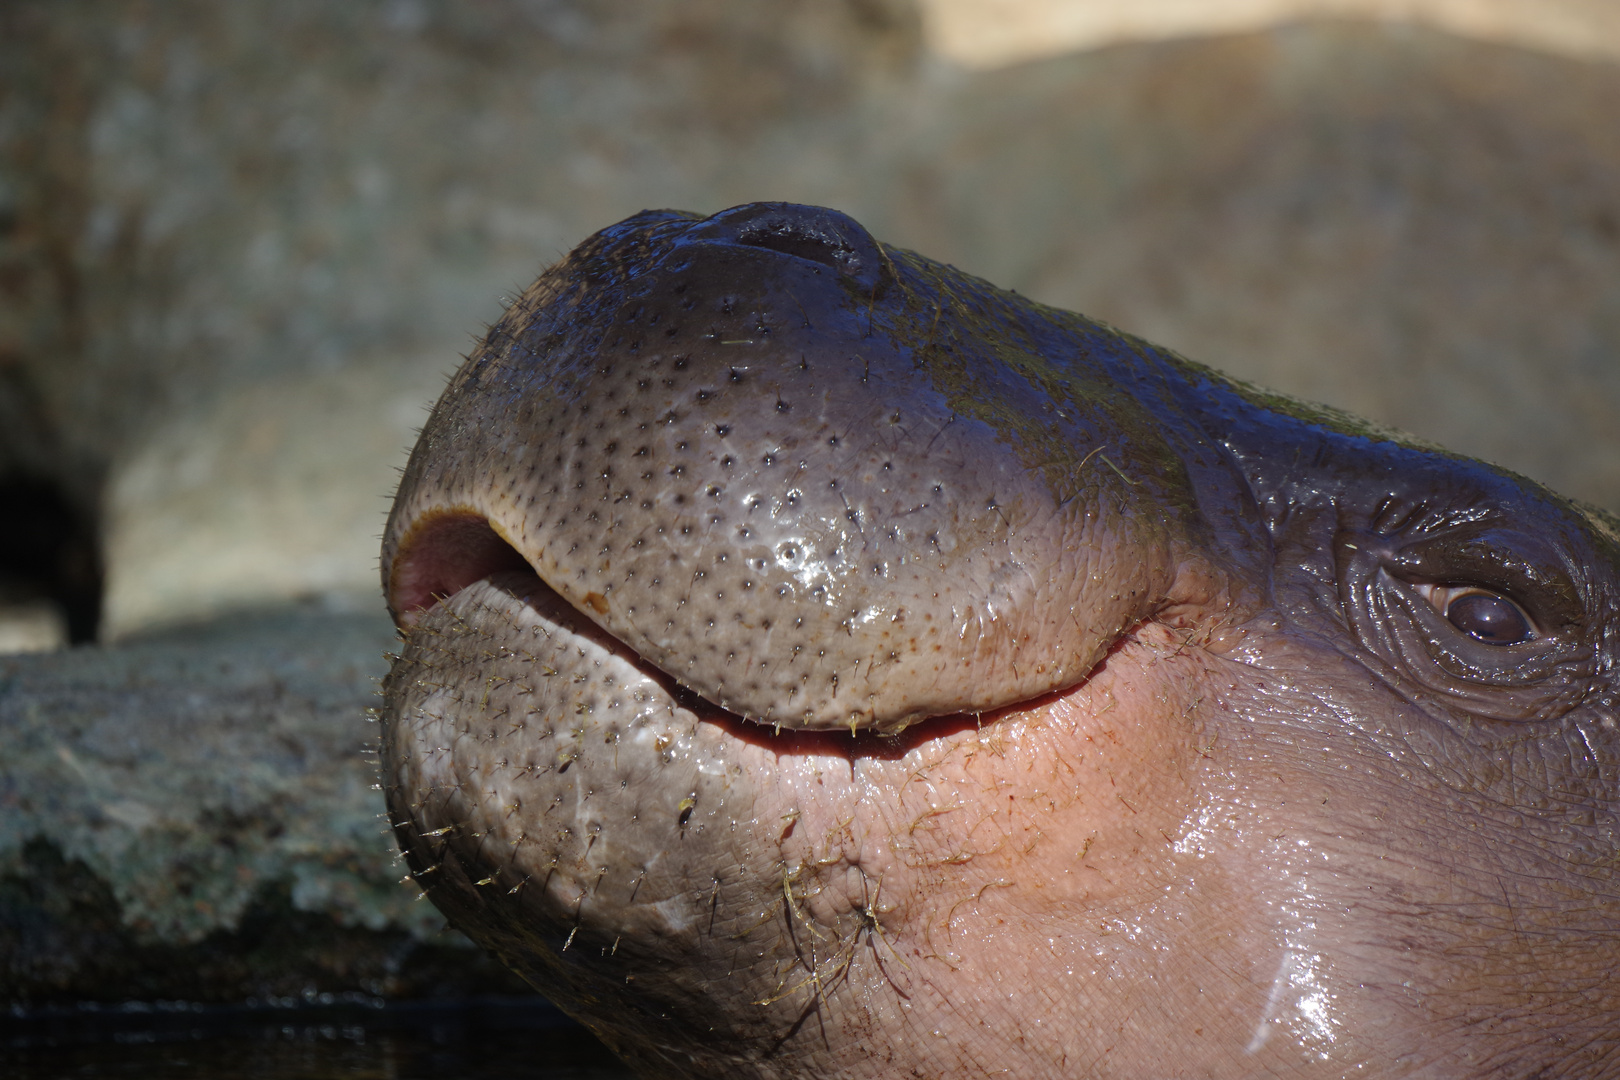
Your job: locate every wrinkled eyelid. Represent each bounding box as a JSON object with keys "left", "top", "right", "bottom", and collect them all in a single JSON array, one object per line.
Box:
[{"left": 1384, "top": 532, "right": 1585, "bottom": 630}]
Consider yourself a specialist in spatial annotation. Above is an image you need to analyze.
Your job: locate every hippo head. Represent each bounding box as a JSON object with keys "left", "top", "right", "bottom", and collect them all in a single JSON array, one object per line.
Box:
[{"left": 379, "top": 204, "right": 1620, "bottom": 1078}]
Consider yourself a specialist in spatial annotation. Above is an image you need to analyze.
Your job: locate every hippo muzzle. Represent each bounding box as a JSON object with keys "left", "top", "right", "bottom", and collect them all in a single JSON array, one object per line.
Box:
[{"left": 379, "top": 204, "right": 1620, "bottom": 1078}]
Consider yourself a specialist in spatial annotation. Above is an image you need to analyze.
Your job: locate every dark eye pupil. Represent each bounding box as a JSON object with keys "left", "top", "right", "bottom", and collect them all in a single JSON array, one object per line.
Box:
[{"left": 1445, "top": 592, "right": 1530, "bottom": 645}]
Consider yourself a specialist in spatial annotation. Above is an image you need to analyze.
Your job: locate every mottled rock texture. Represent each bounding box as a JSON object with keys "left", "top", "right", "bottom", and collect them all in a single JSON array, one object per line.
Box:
[
  {"left": 6, "top": 3, "right": 1620, "bottom": 636},
  {"left": 6, "top": 5, "right": 1620, "bottom": 637},
  {"left": 0, "top": 611, "right": 536, "bottom": 1003},
  {"left": 0, "top": 0, "right": 923, "bottom": 637},
  {"left": 920, "top": 0, "right": 1620, "bottom": 69}
]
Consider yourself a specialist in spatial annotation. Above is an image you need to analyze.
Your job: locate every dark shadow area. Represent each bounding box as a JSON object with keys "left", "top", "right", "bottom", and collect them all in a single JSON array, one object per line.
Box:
[
  {"left": 0, "top": 476, "right": 101, "bottom": 643},
  {"left": 2, "top": 995, "right": 631, "bottom": 1079},
  {"left": 0, "top": 358, "right": 103, "bottom": 645},
  {"left": 0, "top": 840, "right": 630, "bottom": 1076}
]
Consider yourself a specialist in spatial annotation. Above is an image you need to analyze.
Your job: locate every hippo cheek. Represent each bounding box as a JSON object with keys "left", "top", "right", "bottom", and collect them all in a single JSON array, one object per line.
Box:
[
  {"left": 382, "top": 570, "right": 1386, "bottom": 1077},
  {"left": 383, "top": 566, "right": 1619, "bottom": 1079}
]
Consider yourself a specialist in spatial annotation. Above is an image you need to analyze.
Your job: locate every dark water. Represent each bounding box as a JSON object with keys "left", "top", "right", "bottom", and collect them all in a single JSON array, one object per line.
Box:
[{"left": 3, "top": 996, "right": 635, "bottom": 1079}]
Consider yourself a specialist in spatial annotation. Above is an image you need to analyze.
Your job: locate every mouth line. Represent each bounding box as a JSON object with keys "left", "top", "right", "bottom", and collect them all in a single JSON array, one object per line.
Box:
[
  {"left": 412, "top": 558, "right": 1060, "bottom": 760},
  {"left": 390, "top": 508, "right": 1112, "bottom": 748}
]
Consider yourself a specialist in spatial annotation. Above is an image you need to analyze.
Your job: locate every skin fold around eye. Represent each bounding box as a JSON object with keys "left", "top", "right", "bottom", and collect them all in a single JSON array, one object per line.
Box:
[{"left": 1383, "top": 525, "right": 1588, "bottom": 636}]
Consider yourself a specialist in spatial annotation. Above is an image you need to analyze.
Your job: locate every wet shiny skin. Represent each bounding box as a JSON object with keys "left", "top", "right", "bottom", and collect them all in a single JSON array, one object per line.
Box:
[{"left": 380, "top": 204, "right": 1620, "bottom": 1078}]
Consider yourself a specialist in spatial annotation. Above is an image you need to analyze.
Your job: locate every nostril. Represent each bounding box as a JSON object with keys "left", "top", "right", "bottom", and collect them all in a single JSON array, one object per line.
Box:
[
  {"left": 688, "top": 203, "right": 892, "bottom": 295},
  {"left": 388, "top": 512, "right": 533, "bottom": 627},
  {"left": 736, "top": 219, "right": 861, "bottom": 276}
]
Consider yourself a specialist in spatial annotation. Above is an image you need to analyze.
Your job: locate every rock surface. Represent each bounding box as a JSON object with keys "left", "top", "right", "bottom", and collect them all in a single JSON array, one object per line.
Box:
[
  {"left": 885, "top": 23, "right": 1620, "bottom": 513},
  {"left": 918, "top": 0, "right": 1620, "bottom": 69},
  {"left": 0, "top": 0, "right": 923, "bottom": 637},
  {"left": 7, "top": 6, "right": 1620, "bottom": 637},
  {"left": 0, "top": 611, "right": 527, "bottom": 1003}
]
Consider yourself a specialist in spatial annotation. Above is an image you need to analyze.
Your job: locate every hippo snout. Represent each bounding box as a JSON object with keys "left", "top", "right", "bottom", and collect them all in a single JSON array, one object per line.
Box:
[
  {"left": 384, "top": 203, "right": 1222, "bottom": 733},
  {"left": 379, "top": 204, "right": 1620, "bottom": 1078}
]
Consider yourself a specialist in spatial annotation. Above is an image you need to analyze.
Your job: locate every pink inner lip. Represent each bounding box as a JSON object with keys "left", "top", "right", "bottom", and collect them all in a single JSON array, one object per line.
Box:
[{"left": 389, "top": 512, "right": 532, "bottom": 626}]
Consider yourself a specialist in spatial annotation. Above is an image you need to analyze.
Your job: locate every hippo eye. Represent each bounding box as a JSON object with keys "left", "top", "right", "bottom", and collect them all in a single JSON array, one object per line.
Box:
[
  {"left": 1335, "top": 525, "right": 1597, "bottom": 722},
  {"left": 1413, "top": 584, "right": 1534, "bottom": 645}
]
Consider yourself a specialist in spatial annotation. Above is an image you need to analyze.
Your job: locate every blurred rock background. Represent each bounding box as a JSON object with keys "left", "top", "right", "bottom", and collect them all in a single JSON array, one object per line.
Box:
[{"left": 1, "top": 0, "right": 1617, "bottom": 1004}]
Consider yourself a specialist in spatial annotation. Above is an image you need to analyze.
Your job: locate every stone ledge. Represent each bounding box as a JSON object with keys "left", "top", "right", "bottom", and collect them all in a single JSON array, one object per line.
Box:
[{"left": 0, "top": 609, "right": 528, "bottom": 1004}]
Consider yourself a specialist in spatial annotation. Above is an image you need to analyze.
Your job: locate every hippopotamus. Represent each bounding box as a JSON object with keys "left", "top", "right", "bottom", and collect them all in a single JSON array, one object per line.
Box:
[{"left": 378, "top": 203, "right": 1620, "bottom": 1078}]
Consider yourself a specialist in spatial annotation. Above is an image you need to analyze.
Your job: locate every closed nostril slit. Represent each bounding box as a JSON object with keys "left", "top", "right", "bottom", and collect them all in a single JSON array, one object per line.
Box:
[
  {"left": 689, "top": 203, "right": 891, "bottom": 296},
  {"left": 389, "top": 512, "right": 533, "bottom": 627},
  {"left": 736, "top": 222, "right": 860, "bottom": 275}
]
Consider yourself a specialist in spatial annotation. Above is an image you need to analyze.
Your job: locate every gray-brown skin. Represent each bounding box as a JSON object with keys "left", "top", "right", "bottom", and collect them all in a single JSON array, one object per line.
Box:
[{"left": 378, "top": 204, "right": 1620, "bottom": 1078}]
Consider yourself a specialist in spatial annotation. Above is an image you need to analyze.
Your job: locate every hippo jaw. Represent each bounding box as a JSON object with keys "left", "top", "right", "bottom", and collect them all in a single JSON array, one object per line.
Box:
[{"left": 379, "top": 204, "right": 1620, "bottom": 1078}]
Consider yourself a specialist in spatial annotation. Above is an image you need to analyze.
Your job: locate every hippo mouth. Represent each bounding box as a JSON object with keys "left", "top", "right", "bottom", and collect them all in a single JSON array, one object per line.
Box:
[
  {"left": 377, "top": 499, "right": 1232, "bottom": 1078},
  {"left": 386, "top": 508, "right": 1072, "bottom": 751},
  {"left": 377, "top": 474, "right": 1245, "bottom": 1078},
  {"left": 374, "top": 201, "right": 1263, "bottom": 1074}
]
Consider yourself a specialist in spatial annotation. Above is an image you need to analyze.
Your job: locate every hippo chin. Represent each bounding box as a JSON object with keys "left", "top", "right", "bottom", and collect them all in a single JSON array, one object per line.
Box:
[{"left": 379, "top": 203, "right": 1620, "bottom": 1078}]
